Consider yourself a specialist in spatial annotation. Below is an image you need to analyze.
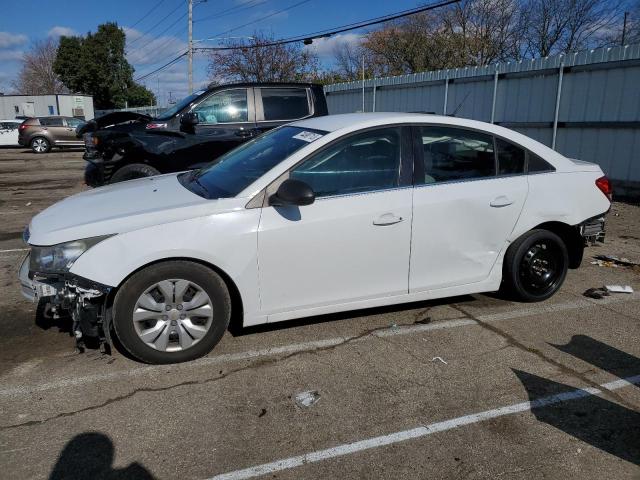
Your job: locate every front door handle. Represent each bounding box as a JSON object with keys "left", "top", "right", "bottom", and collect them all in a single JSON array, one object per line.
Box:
[
  {"left": 373, "top": 213, "right": 403, "bottom": 226},
  {"left": 490, "top": 195, "right": 514, "bottom": 208}
]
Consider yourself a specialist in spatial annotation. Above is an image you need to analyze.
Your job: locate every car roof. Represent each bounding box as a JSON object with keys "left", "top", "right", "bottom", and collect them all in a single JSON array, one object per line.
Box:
[
  {"left": 206, "top": 81, "right": 322, "bottom": 90},
  {"left": 0, "top": 119, "right": 22, "bottom": 122}
]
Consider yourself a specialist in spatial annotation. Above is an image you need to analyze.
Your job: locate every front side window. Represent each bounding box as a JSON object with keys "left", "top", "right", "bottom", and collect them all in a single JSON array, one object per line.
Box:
[
  {"left": 180, "top": 126, "right": 326, "bottom": 199},
  {"left": 496, "top": 138, "right": 525, "bottom": 176},
  {"left": 261, "top": 88, "right": 309, "bottom": 121},
  {"left": 66, "top": 118, "right": 83, "bottom": 128},
  {"left": 290, "top": 127, "right": 401, "bottom": 198},
  {"left": 419, "top": 126, "right": 495, "bottom": 184},
  {"left": 192, "top": 89, "right": 248, "bottom": 124}
]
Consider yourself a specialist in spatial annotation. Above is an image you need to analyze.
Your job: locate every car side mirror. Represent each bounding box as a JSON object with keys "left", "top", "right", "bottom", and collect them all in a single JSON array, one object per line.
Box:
[
  {"left": 180, "top": 112, "right": 199, "bottom": 127},
  {"left": 270, "top": 179, "right": 315, "bottom": 207}
]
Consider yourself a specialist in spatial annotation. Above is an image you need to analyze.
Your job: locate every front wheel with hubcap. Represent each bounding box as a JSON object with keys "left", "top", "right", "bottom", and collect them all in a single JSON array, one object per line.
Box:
[
  {"left": 502, "top": 229, "right": 568, "bottom": 302},
  {"left": 113, "top": 261, "right": 231, "bottom": 364},
  {"left": 31, "top": 137, "right": 50, "bottom": 153}
]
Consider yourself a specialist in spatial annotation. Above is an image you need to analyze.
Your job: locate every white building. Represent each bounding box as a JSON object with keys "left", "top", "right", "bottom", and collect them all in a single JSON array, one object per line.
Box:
[{"left": 0, "top": 94, "right": 95, "bottom": 120}]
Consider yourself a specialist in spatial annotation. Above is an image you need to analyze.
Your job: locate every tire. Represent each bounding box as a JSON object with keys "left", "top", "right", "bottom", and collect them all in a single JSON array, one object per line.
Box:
[
  {"left": 30, "top": 137, "right": 50, "bottom": 153},
  {"left": 109, "top": 163, "right": 160, "bottom": 183},
  {"left": 113, "top": 261, "right": 231, "bottom": 364},
  {"left": 502, "top": 229, "right": 569, "bottom": 302}
]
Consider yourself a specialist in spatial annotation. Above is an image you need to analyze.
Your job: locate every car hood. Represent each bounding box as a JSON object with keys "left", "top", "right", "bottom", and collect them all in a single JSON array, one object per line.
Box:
[
  {"left": 77, "top": 112, "right": 152, "bottom": 135},
  {"left": 28, "top": 174, "right": 244, "bottom": 246}
]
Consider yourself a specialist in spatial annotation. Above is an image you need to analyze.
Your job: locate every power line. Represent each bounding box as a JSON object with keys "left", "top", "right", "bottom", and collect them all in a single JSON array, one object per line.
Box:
[
  {"left": 129, "top": 0, "right": 168, "bottom": 30},
  {"left": 210, "top": 0, "right": 312, "bottom": 38},
  {"left": 196, "top": 0, "right": 460, "bottom": 51},
  {"left": 134, "top": 0, "right": 460, "bottom": 82},
  {"left": 135, "top": 51, "right": 188, "bottom": 82},
  {"left": 127, "top": 0, "right": 185, "bottom": 48},
  {"left": 196, "top": 0, "right": 268, "bottom": 24}
]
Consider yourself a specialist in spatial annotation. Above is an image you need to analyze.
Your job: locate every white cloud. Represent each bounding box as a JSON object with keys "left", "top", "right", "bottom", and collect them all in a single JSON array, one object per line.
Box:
[
  {"left": 304, "top": 33, "right": 363, "bottom": 58},
  {"left": 0, "top": 49, "right": 23, "bottom": 61},
  {"left": 47, "top": 26, "right": 77, "bottom": 38},
  {"left": 0, "top": 31, "right": 28, "bottom": 49}
]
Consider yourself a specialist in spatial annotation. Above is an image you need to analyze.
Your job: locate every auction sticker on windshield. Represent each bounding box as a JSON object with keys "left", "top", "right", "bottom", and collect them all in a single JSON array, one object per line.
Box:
[{"left": 293, "top": 131, "right": 323, "bottom": 142}]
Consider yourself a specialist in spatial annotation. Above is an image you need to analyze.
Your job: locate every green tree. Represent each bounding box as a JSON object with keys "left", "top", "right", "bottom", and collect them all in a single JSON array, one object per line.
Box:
[
  {"left": 126, "top": 83, "right": 156, "bottom": 107},
  {"left": 54, "top": 22, "right": 155, "bottom": 109}
]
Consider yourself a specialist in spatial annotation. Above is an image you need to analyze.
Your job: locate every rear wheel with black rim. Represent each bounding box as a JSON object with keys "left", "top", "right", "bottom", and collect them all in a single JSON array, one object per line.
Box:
[
  {"left": 502, "top": 229, "right": 568, "bottom": 302},
  {"left": 110, "top": 163, "right": 160, "bottom": 183},
  {"left": 113, "top": 261, "right": 231, "bottom": 364}
]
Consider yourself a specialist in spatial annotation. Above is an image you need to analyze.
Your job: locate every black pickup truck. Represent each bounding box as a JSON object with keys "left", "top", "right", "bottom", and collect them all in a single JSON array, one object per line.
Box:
[{"left": 81, "top": 82, "right": 328, "bottom": 186}]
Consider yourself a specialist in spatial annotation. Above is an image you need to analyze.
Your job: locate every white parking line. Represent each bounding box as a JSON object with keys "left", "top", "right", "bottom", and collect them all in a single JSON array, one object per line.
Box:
[
  {"left": 207, "top": 374, "right": 640, "bottom": 480},
  {"left": 1, "top": 293, "right": 638, "bottom": 398}
]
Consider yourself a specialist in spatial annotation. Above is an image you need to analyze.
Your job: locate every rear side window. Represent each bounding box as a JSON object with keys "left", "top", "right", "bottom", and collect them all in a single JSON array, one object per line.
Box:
[
  {"left": 419, "top": 126, "right": 495, "bottom": 184},
  {"left": 496, "top": 138, "right": 525, "bottom": 175},
  {"left": 261, "top": 88, "right": 309, "bottom": 121},
  {"left": 290, "top": 127, "right": 401, "bottom": 197},
  {"left": 39, "top": 117, "right": 63, "bottom": 126},
  {"left": 528, "top": 152, "right": 555, "bottom": 173}
]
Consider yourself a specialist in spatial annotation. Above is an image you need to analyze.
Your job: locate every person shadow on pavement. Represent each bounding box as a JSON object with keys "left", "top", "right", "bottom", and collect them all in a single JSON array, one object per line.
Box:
[
  {"left": 513, "top": 335, "right": 640, "bottom": 466},
  {"left": 49, "top": 432, "right": 155, "bottom": 480}
]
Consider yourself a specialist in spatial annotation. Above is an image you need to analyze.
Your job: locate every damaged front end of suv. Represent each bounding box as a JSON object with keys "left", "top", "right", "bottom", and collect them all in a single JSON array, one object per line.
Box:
[{"left": 19, "top": 229, "right": 114, "bottom": 353}]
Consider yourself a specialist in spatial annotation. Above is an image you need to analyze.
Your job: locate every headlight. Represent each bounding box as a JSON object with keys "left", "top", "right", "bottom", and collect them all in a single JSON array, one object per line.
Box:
[{"left": 30, "top": 235, "right": 113, "bottom": 273}]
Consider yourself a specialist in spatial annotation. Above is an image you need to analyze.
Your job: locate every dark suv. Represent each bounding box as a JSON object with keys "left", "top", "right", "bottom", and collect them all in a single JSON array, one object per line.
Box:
[{"left": 83, "top": 82, "right": 328, "bottom": 186}]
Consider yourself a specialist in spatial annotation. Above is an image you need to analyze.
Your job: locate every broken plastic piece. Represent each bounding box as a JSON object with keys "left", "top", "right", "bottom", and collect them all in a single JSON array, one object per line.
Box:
[
  {"left": 605, "top": 285, "right": 634, "bottom": 294},
  {"left": 295, "top": 390, "right": 321, "bottom": 408},
  {"left": 431, "top": 356, "right": 448, "bottom": 365}
]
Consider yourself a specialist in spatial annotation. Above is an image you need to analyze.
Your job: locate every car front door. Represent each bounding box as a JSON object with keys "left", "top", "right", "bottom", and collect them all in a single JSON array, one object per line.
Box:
[
  {"left": 410, "top": 125, "right": 529, "bottom": 293},
  {"left": 254, "top": 87, "right": 312, "bottom": 135},
  {"left": 257, "top": 126, "right": 413, "bottom": 318},
  {"left": 176, "top": 88, "right": 257, "bottom": 169},
  {"left": 63, "top": 118, "right": 84, "bottom": 143}
]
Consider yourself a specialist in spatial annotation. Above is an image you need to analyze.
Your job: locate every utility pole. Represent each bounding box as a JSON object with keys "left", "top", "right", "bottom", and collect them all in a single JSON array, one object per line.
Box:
[
  {"left": 622, "top": 11, "right": 629, "bottom": 46},
  {"left": 188, "top": 0, "right": 193, "bottom": 94}
]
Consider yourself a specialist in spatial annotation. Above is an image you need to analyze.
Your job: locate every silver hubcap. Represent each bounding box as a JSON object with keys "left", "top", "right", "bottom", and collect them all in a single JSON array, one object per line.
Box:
[
  {"left": 132, "top": 279, "right": 213, "bottom": 352},
  {"left": 33, "top": 138, "right": 47, "bottom": 152}
]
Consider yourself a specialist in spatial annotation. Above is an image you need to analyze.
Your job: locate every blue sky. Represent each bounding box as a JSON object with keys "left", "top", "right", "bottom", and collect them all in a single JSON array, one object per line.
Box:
[{"left": 0, "top": 0, "right": 421, "bottom": 104}]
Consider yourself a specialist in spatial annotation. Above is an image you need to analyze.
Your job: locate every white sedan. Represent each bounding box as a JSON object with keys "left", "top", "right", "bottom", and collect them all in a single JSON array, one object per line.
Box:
[
  {"left": 19, "top": 113, "right": 611, "bottom": 364},
  {"left": 0, "top": 119, "right": 23, "bottom": 146}
]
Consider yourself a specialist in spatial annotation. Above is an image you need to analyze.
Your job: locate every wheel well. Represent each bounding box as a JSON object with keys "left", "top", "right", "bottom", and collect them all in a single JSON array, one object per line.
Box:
[
  {"left": 529, "top": 221, "right": 584, "bottom": 269},
  {"left": 109, "top": 257, "right": 244, "bottom": 329}
]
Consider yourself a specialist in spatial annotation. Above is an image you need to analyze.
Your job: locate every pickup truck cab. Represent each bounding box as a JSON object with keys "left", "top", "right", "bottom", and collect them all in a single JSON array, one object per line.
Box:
[{"left": 83, "top": 82, "right": 328, "bottom": 186}]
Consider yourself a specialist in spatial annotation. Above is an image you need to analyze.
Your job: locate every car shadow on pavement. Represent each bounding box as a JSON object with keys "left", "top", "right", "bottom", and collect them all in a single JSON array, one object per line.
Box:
[
  {"left": 513, "top": 335, "right": 640, "bottom": 466},
  {"left": 49, "top": 432, "right": 155, "bottom": 480}
]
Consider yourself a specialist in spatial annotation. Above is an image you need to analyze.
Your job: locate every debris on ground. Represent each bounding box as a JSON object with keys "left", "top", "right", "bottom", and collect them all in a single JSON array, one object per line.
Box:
[
  {"left": 25, "top": 201, "right": 31, "bottom": 206},
  {"left": 605, "top": 285, "right": 634, "bottom": 294},
  {"left": 583, "top": 287, "right": 610, "bottom": 299},
  {"left": 295, "top": 390, "right": 321, "bottom": 408},
  {"left": 592, "top": 254, "right": 640, "bottom": 268},
  {"left": 431, "top": 356, "right": 448, "bottom": 365}
]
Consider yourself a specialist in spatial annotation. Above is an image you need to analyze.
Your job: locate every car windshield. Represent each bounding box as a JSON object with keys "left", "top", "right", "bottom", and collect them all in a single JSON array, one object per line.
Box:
[
  {"left": 155, "top": 90, "right": 205, "bottom": 120},
  {"left": 179, "top": 126, "right": 327, "bottom": 199}
]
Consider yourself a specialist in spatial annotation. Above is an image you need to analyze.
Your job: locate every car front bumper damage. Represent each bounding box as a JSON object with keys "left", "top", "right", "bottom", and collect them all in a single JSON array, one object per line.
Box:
[{"left": 19, "top": 253, "right": 113, "bottom": 353}]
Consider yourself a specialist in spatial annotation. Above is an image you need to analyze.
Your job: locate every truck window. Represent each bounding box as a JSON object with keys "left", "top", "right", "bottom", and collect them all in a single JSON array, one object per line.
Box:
[
  {"left": 192, "top": 89, "right": 248, "bottom": 124},
  {"left": 261, "top": 88, "right": 309, "bottom": 121}
]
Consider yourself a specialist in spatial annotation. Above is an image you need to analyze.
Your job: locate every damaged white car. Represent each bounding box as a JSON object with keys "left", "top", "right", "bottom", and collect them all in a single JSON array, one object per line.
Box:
[{"left": 20, "top": 113, "right": 611, "bottom": 364}]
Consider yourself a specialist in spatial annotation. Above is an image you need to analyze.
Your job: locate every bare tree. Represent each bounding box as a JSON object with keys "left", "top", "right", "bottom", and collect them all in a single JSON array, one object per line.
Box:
[
  {"left": 12, "top": 38, "right": 67, "bottom": 94},
  {"left": 208, "top": 31, "right": 319, "bottom": 83},
  {"left": 522, "top": 0, "right": 624, "bottom": 57}
]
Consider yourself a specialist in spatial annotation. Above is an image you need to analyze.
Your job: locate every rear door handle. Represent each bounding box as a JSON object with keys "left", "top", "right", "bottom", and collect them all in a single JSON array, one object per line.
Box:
[
  {"left": 373, "top": 213, "right": 403, "bottom": 226},
  {"left": 490, "top": 195, "right": 514, "bottom": 208}
]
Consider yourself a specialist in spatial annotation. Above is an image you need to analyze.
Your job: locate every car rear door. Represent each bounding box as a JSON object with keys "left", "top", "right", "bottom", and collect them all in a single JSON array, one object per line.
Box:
[
  {"left": 409, "top": 125, "right": 529, "bottom": 292},
  {"left": 179, "top": 87, "right": 257, "bottom": 169},
  {"left": 39, "top": 117, "right": 67, "bottom": 145},
  {"left": 257, "top": 126, "right": 413, "bottom": 319},
  {"left": 254, "top": 87, "right": 312, "bottom": 136}
]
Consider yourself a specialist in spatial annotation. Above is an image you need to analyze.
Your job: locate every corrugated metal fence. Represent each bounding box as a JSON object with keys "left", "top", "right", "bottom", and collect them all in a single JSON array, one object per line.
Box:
[{"left": 324, "top": 44, "right": 640, "bottom": 197}]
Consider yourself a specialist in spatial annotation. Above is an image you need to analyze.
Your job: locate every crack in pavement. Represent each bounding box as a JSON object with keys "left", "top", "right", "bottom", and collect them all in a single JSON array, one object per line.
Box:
[
  {"left": 450, "top": 303, "right": 639, "bottom": 411},
  {"left": 0, "top": 322, "right": 403, "bottom": 431}
]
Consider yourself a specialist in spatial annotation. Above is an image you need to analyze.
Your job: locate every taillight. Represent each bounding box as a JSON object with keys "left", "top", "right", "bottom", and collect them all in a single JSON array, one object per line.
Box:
[
  {"left": 595, "top": 176, "right": 612, "bottom": 201},
  {"left": 18, "top": 124, "right": 28, "bottom": 131}
]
